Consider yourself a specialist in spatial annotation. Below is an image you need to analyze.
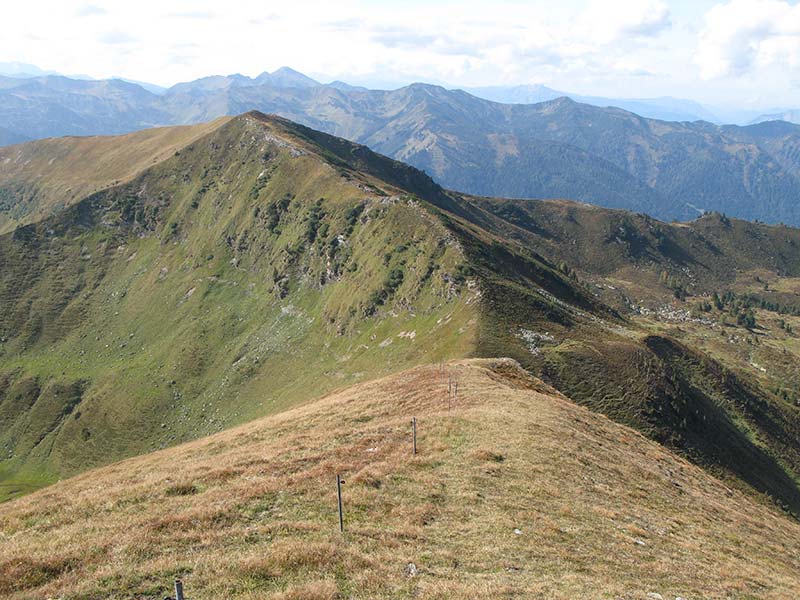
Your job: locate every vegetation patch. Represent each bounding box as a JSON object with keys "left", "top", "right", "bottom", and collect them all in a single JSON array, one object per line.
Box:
[
  {"left": 164, "top": 482, "right": 201, "bottom": 497},
  {"left": 0, "top": 556, "right": 75, "bottom": 594}
]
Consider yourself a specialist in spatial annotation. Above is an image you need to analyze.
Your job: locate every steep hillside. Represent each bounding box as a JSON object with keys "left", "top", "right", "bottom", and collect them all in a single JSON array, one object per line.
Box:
[
  {"left": 0, "top": 118, "right": 230, "bottom": 234},
  {"left": 484, "top": 98, "right": 800, "bottom": 224},
  {"left": 463, "top": 197, "right": 800, "bottom": 514},
  {"left": 724, "top": 120, "right": 800, "bottom": 186},
  {"left": 2, "top": 360, "right": 800, "bottom": 600},
  {"left": 5, "top": 72, "right": 800, "bottom": 224},
  {"left": 0, "top": 113, "right": 478, "bottom": 499},
  {"left": 1, "top": 113, "right": 800, "bottom": 521},
  {"left": 473, "top": 197, "right": 800, "bottom": 286}
]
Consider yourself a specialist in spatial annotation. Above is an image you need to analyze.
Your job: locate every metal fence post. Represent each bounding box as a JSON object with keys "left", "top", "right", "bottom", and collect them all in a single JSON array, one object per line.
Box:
[
  {"left": 174, "top": 579, "right": 184, "bottom": 600},
  {"left": 337, "top": 474, "right": 344, "bottom": 532}
]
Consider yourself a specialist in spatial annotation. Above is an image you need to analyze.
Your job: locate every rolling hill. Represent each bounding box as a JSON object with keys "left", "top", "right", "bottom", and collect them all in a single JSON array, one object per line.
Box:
[
  {"left": 2, "top": 360, "right": 800, "bottom": 599},
  {"left": 4, "top": 71, "right": 800, "bottom": 225}
]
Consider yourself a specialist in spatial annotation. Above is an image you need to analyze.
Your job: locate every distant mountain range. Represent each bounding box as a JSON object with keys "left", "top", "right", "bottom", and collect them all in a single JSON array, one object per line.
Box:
[
  {"left": 0, "top": 61, "right": 62, "bottom": 78},
  {"left": 464, "top": 83, "right": 722, "bottom": 123},
  {"left": 751, "top": 109, "right": 800, "bottom": 126},
  {"left": 0, "top": 125, "right": 28, "bottom": 146},
  {"left": 0, "top": 61, "right": 165, "bottom": 94},
  {"left": 3, "top": 67, "right": 800, "bottom": 224}
]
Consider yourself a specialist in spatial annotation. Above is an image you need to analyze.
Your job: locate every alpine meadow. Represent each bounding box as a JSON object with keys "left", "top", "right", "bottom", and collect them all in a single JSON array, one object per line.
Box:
[{"left": 2, "top": 2, "right": 800, "bottom": 599}]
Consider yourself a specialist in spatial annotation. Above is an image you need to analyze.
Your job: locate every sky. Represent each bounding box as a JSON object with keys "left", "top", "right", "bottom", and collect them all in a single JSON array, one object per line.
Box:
[{"left": 2, "top": 0, "right": 800, "bottom": 108}]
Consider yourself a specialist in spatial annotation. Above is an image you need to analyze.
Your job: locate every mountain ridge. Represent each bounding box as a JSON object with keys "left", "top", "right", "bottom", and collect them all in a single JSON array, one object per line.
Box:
[
  {"left": 0, "top": 112, "right": 479, "bottom": 498},
  {"left": 4, "top": 359, "right": 800, "bottom": 599},
  {"left": 1, "top": 113, "right": 800, "bottom": 521},
  {"left": 5, "top": 72, "right": 800, "bottom": 224},
  {"left": 465, "top": 83, "right": 722, "bottom": 122}
]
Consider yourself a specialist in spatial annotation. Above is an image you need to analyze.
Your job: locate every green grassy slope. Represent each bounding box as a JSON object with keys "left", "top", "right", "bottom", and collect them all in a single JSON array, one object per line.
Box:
[
  {"left": 0, "top": 113, "right": 477, "bottom": 499},
  {"left": 2, "top": 113, "right": 800, "bottom": 520},
  {"left": 472, "top": 197, "right": 800, "bottom": 285},
  {"left": 463, "top": 196, "right": 800, "bottom": 514}
]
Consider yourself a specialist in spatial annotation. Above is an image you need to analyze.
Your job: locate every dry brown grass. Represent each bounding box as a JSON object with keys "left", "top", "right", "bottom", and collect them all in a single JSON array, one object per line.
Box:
[
  {"left": 268, "top": 580, "right": 338, "bottom": 600},
  {"left": 2, "top": 358, "right": 800, "bottom": 599}
]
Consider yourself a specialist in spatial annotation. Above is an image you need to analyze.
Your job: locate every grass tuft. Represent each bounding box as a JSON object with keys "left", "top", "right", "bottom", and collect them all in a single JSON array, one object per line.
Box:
[{"left": 164, "top": 482, "right": 200, "bottom": 497}]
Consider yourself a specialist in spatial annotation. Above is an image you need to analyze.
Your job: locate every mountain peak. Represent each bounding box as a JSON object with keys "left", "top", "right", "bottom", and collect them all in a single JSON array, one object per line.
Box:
[
  {"left": 406, "top": 81, "right": 446, "bottom": 91},
  {"left": 328, "top": 80, "right": 367, "bottom": 92},
  {"left": 272, "top": 66, "right": 304, "bottom": 76},
  {"left": 268, "top": 66, "right": 319, "bottom": 88},
  {"left": 536, "top": 95, "right": 579, "bottom": 114},
  {"left": 236, "top": 110, "right": 460, "bottom": 214},
  {"left": 547, "top": 96, "right": 578, "bottom": 107}
]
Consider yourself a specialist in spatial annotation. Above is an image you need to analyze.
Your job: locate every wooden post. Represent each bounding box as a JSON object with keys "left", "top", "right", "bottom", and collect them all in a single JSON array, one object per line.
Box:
[
  {"left": 336, "top": 474, "right": 344, "bottom": 533},
  {"left": 174, "top": 579, "right": 184, "bottom": 600},
  {"left": 412, "top": 416, "right": 417, "bottom": 455},
  {"left": 447, "top": 377, "right": 452, "bottom": 411}
]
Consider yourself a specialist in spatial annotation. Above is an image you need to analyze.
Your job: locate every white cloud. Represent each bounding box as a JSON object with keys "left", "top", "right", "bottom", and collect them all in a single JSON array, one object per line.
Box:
[
  {"left": 696, "top": 0, "right": 800, "bottom": 78},
  {"left": 0, "top": 0, "right": 677, "bottom": 88},
  {"left": 75, "top": 4, "right": 107, "bottom": 17},
  {"left": 578, "top": 0, "right": 671, "bottom": 44},
  {"left": 98, "top": 30, "right": 138, "bottom": 45}
]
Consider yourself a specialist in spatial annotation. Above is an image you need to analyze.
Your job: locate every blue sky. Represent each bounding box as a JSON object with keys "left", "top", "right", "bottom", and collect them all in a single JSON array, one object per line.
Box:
[{"left": 2, "top": 0, "right": 800, "bottom": 108}]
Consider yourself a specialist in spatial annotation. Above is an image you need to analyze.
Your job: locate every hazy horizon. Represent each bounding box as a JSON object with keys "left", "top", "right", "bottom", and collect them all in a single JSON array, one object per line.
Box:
[{"left": 3, "top": 0, "right": 800, "bottom": 111}]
